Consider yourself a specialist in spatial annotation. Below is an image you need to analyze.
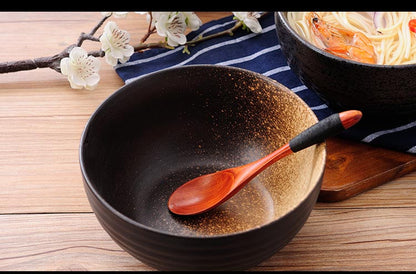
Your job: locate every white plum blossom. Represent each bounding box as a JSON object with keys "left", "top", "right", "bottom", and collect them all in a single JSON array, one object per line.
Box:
[
  {"left": 152, "top": 12, "right": 202, "bottom": 47},
  {"left": 232, "top": 12, "right": 262, "bottom": 33},
  {"left": 100, "top": 21, "right": 134, "bottom": 66},
  {"left": 182, "top": 12, "right": 203, "bottom": 31},
  {"left": 60, "top": 47, "right": 100, "bottom": 90},
  {"left": 153, "top": 12, "right": 186, "bottom": 46}
]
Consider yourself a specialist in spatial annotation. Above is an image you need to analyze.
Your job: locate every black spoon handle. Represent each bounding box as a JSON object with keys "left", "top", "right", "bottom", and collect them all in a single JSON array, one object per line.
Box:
[{"left": 289, "top": 110, "right": 362, "bottom": 153}]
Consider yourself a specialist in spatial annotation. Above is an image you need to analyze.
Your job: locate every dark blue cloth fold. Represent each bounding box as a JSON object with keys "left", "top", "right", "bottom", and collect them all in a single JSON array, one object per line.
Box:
[{"left": 115, "top": 13, "right": 416, "bottom": 154}]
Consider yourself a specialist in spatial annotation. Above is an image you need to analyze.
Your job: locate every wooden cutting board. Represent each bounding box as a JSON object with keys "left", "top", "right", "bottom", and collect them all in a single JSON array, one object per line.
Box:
[{"left": 319, "top": 137, "right": 416, "bottom": 202}]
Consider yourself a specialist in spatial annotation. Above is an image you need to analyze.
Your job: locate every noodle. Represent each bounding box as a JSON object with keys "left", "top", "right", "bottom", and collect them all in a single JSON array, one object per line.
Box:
[{"left": 287, "top": 12, "right": 416, "bottom": 65}]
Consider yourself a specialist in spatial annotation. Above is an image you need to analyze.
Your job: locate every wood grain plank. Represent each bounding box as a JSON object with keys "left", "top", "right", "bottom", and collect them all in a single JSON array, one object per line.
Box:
[
  {"left": 0, "top": 116, "right": 90, "bottom": 213},
  {"left": 254, "top": 207, "right": 416, "bottom": 271},
  {"left": 0, "top": 213, "right": 152, "bottom": 271},
  {"left": 1, "top": 208, "right": 415, "bottom": 271}
]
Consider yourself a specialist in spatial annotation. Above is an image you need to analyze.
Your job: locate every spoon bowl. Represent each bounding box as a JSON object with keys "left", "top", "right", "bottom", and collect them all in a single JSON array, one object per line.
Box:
[{"left": 168, "top": 171, "right": 235, "bottom": 215}]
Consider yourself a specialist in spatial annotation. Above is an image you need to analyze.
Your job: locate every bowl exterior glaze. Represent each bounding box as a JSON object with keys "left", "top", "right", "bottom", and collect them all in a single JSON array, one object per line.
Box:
[
  {"left": 275, "top": 12, "right": 416, "bottom": 123},
  {"left": 80, "top": 65, "right": 325, "bottom": 270},
  {"left": 84, "top": 179, "right": 321, "bottom": 270}
]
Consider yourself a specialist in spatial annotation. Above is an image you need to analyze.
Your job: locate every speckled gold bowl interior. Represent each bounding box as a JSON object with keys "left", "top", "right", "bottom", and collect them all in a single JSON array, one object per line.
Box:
[{"left": 80, "top": 65, "right": 326, "bottom": 270}]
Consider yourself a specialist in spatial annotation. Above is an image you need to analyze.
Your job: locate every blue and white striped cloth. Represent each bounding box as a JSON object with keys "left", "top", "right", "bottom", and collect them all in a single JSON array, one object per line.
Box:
[{"left": 115, "top": 13, "right": 416, "bottom": 154}]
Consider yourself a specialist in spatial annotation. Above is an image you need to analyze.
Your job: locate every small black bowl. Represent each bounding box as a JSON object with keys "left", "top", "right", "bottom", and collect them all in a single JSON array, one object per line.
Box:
[
  {"left": 275, "top": 12, "right": 416, "bottom": 124},
  {"left": 79, "top": 65, "right": 326, "bottom": 270}
]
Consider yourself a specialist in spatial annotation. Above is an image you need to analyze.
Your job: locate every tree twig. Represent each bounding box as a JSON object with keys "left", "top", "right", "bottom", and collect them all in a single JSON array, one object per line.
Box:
[
  {"left": 77, "top": 14, "right": 109, "bottom": 46},
  {"left": 186, "top": 21, "right": 243, "bottom": 45},
  {"left": 140, "top": 12, "right": 156, "bottom": 44}
]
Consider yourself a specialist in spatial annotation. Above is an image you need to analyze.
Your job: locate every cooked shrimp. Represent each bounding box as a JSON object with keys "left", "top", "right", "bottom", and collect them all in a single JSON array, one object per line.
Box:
[{"left": 306, "top": 12, "right": 377, "bottom": 64}]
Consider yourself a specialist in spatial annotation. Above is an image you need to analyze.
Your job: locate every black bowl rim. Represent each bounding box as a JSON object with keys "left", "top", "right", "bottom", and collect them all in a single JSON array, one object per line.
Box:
[
  {"left": 79, "top": 64, "right": 327, "bottom": 240},
  {"left": 275, "top": 11, "right": 416, "bottom": 69}
]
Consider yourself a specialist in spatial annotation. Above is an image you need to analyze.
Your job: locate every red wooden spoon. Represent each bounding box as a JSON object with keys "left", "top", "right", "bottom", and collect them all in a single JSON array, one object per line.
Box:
[{"left": 168, "top": 110, "right": 362, "bottom": 216}]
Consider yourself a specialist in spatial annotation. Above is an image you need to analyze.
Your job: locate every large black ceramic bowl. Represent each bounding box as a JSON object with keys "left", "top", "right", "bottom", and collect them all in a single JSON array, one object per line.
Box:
[
  {"left": 79, "top": 65, "right": 326, "bottom": 270},
  {"left": 275, "top": 12, "right": 416, "bottom": 124}
]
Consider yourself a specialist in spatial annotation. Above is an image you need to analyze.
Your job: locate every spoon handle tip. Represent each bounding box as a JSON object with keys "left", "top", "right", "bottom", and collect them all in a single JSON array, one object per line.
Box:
[{"left": 339, "top": 110, "right": 362, "bottom": 130}]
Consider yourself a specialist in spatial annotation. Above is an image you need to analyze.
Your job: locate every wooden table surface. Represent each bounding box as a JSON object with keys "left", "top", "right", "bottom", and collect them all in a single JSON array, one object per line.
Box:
[{"left": 1, "top": 12, "right": 416, "bottom": 271}]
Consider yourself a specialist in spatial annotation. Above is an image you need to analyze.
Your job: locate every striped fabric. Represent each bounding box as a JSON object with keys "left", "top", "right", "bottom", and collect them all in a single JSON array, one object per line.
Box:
[{"left": 115, "top": 12, "right": 416, "bottom": 154}]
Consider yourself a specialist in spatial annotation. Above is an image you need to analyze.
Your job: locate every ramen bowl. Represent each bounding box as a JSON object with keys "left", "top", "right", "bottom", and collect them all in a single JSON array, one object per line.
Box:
[
  {"left": 275, "top": 11, "right": 416, "bottom": 124},
  {"left": 79, "top": 65, "right": 326, "bottom": 270}
]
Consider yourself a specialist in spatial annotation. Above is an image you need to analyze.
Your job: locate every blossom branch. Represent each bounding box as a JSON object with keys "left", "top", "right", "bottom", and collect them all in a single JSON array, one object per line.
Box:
[
  {"left": 140, "top": 12, "right": 156, "bottom": 44},
  {"left": 77, "top": 14, "right": 109, "bottom": 46},
  {"left": 0, "top": 14, "right": 110, "bottom": 74},
  {"left": 0, "top": 12, "right": 266, "bottom": 90},
  {"left": 135, "top": 12, "right": 267, "bottom": 53},
  {"left": 187, "top": 12, "right": 267, "bottom": 46},
  {"left": 0, "top": 45, "right": 74, "bottom": 73},
  {"left": 136, "top": 20, "right": 245, "bottom": 53},
  {"left": 186, "top": 21, "right": 243, "bottom": 45},
  {"left": 134, "top": 42, "right": 172, "bottom": 51}
]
